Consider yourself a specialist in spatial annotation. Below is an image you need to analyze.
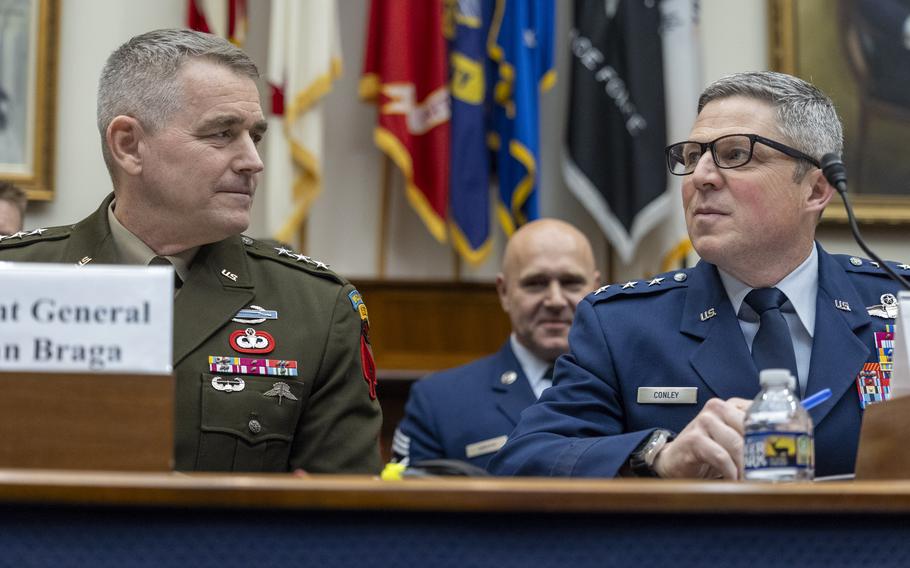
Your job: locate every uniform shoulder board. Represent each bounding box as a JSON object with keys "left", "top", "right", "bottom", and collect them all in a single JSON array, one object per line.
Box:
[
  {"left": 835, "top": 254, "right": 909, "bottom": 277},
  {"left": 588, "top": 270, "right": 691, "bottom": 304},
  {"left": 0, "top": 226, "right": 71, "bottom": 249},
  {"left": 240, "top": 235, "right": 346, "bottom": 285}
]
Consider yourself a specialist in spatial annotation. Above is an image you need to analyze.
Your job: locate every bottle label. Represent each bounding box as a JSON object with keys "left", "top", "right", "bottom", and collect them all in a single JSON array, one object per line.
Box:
[{"left": 743, "top": 431, "right": 813, "bottom": 472}]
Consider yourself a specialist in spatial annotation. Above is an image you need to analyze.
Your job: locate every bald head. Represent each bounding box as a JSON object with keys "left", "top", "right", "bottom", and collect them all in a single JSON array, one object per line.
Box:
[{"left": 497, "top": 219, "right": 600, "bottom": 362}]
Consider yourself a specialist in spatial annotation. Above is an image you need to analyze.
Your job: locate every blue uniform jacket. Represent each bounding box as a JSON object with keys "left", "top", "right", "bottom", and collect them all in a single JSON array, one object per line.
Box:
[
  {"left": 394, "top": 341, "right": 537, "bottom": 469},
  {"left": 488, "top": 244, "right": 905, "bottom": 478}
]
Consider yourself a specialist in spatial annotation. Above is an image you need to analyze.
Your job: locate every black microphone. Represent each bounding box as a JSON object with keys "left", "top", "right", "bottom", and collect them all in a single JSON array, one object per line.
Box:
[{"left": 821, "top": 153, "right": 910, "bottom": 290}]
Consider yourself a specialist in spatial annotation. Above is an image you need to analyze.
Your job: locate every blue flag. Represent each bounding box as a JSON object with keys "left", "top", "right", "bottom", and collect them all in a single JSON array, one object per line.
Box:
[
  {"left": 448, "top": 0, "right": 495, "bottom": 264},
  {"left": 489, "top": 0, "right": 555, "bottom": 236}
]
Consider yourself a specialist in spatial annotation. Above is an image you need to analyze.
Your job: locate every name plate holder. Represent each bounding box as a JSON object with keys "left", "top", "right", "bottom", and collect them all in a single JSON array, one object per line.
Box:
[
  {"left": 0, "top": 263, "right": 176, "bottom": 471},
  {"left": 855, "top": 291, "right": 910, "bottom": 479},
  {"left": 0, "top": 371, "right": 174, "bottom": 471}
]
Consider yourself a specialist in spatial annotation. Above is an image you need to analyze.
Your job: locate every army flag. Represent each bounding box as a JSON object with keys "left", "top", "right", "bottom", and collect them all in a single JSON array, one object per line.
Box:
[
  {"left": 262, "top": 0, "right": 342, "bottom": 246},
  {"left": 187, "top": 0, "right": 247, "bottom": 46},
  {"left": 489, "top": 0, "right": 556, "bottom": 236},
  {"left": 447, "top": 0, "right": 495, "bottom": 264},
  {"left": 361, "top": 0, "right": 451, "bottom": 244}
]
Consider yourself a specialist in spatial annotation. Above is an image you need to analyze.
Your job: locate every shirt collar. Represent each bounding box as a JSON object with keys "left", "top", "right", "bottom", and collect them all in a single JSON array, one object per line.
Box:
[
  {"left": 509, "top": 334, "right": 551, "bottom": 385},
  {"left": 718, "top": 244, "right": 819, "bottom": 337},
  {"left": 107, "top": 200, "right": 197, "bottom": 282}
]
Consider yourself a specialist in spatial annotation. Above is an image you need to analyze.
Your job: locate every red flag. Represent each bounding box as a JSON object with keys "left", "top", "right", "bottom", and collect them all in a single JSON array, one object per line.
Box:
[
  {"left": 187, "top": 0, "right": 247, "bottom": 46},
  {"left": 360, "top": 0, "right": 450, "bottom": 243}
]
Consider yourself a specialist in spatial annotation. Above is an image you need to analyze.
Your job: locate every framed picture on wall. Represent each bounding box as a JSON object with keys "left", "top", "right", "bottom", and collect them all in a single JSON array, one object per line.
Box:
[
  {"left": 769, "top": 0, "right": 910, "bottom": 224},
  {"left": 0, "top": 0, "right": 58, "bottom": 201}
]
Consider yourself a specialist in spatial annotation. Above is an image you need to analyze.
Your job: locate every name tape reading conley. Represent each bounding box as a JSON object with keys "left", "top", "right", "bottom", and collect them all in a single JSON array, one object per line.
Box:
[{"left": 637, "top": 387, "right": 698, "bottom": 404}]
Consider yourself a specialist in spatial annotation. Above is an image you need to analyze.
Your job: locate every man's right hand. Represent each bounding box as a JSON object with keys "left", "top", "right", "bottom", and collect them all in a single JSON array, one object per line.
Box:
[{"left": 651, "top": 397, "right": 752, "bottom": 479}]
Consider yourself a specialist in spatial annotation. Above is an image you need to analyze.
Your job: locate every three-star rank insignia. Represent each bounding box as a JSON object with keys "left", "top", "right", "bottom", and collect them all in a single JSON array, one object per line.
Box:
[{"left": 230, "top": 327, "right": 276, "bottom": 354}]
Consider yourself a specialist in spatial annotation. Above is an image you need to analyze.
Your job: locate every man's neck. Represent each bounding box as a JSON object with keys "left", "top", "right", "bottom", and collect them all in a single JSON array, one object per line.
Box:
[{"left": 719, "top": 240, "right": 816, "bottom": 288}]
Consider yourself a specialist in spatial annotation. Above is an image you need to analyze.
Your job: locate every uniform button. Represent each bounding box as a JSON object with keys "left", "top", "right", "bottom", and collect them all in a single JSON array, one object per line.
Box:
[
  {"left": 500, "top": 371, "right": 518, "bottom": 385},
  {"left": 241, "top": 236, "right": 253, "bottom": 245},
  {"left": 248, "top": 419, "right": 262, "bottom": 434},
  {"left": 849, "top": 257, "right": 862, "bottom": 266},
  {"left": 673, "top": 272, "right": 687, "bottom": 282}
]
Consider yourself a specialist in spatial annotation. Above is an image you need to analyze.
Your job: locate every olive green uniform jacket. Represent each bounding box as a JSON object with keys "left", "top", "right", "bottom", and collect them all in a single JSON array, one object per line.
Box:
[{"left": 0, "top": 195, "right": 382, "bottom": 473}]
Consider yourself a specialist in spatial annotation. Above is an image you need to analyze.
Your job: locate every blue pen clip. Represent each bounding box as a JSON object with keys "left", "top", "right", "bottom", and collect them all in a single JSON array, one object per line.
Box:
[{"left": 801, "top": 388, "right": 832, "bottom": 411}]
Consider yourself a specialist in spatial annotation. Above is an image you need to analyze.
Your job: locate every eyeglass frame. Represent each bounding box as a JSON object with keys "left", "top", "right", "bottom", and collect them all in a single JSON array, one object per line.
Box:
[{"left": 664, "top": 133, "right": 821, "bottom": 176}]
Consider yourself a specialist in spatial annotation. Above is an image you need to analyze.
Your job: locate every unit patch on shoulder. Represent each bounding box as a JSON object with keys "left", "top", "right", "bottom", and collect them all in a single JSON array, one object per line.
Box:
[{"left": 348, "top": 289, "right": 370, "bottom": 325}]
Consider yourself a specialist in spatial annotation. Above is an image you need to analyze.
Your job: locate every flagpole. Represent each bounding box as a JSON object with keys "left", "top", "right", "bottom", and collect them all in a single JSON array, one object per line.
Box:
[
  {"left": 603, "top": 237, "right": 614, "bottom": 283},
  {"left": 377, "top": 155, "right": 393, "bottom": 279},
  {"left": 452, "top": 247, "right": 462, "bottom": 282}
]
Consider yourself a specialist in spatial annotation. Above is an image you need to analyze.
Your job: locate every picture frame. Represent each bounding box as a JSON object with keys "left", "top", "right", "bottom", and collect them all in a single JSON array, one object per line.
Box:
[
  {"left": 0, "top": 0, "right": 58, "bottom": 201},
  {"left": 769, "top": 0, "right": 910, "bottom": 224}
]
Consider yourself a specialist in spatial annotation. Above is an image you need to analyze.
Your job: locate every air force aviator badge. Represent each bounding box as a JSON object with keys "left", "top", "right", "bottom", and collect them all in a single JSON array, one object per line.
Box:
[{"left": 637, "top": 387, "right": 698, "bottom": 404}]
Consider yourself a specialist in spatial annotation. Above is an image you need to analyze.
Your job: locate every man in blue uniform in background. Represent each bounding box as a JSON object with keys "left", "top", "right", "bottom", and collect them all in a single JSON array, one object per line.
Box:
[
  {"left": 392, "top": 219, "right": 600, "bottom": 469},
  {"left": 490, "top": 71, "right": 906, "bottom": 480}
]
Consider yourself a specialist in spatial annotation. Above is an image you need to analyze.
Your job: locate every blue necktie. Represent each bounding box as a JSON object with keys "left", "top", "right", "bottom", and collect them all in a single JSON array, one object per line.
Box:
[{"left": 744, "top": 287, "right": 798, "bottom": 382}]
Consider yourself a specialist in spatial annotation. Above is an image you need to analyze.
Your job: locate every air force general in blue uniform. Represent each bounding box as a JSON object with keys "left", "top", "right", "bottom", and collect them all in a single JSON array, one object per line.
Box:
[
  {"left": 488, "top": 245, "right": 904, "bottom": 478},
  {"left": 490, "top": 71, "right": 906, "bottom": 480}
]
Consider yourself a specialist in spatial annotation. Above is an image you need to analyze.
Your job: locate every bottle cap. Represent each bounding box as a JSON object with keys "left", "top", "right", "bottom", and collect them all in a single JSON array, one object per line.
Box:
[{"left": 758, "top": 368, "right": 796, "bottom": 390}]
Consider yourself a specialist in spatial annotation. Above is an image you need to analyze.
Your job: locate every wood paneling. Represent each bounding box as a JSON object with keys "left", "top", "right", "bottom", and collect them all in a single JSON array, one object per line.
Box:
[
  {"left": 0, "top": 372, "right": 174, "bottom": 471},
  {"left": 354, "top": 280, "right": 511, "bottom": 372}
]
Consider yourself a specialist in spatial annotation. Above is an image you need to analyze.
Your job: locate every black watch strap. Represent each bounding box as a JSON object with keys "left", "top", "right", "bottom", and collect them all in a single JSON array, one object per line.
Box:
[{"left": 628, "top": 429, "right": 675, "bottom": 478}]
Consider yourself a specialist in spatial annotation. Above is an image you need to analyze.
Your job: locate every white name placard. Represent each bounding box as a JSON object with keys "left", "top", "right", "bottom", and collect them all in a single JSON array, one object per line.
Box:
[{"left": 0, "top": 262, "right": 173, "bottom": 374}]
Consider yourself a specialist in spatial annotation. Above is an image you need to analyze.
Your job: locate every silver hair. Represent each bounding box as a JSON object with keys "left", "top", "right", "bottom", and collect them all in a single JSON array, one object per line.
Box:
[
  {"left": 698, "top": 71, "right": 843, "bottom": 180},
  {"left": 96, "top": 29, "right": 259, "bottom": 172}
]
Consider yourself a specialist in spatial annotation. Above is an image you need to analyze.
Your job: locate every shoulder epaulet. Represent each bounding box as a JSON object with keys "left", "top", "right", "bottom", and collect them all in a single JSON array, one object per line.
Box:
[
  {"left": 0, "top": 226, "right": 72, "bottom": 249},
  {"left": 834, "top": 254, "right": 910, "bottom": 278},
  {"left": 239, "top": 235, "right": 346, "bottom": 286},
  {"left": 587, "top": 270, "right": 692, "bottom": 304}
]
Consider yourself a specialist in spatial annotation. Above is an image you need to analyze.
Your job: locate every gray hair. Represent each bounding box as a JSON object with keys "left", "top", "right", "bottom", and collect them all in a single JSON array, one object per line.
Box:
[
  {"left": 698, "top": 71, "right": 843, "bottom": 180},
  {"left": 0, "top": 181, "right": 27, "bottom": 215},
  {"left": 97, "top": 29, "right": 259, "bottom": 172}
]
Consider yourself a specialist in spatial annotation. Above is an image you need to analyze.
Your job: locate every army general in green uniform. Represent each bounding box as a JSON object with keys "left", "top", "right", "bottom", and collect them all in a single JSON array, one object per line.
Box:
[{"left": 0, "top": 29, "right": 382, "bottom": 474}]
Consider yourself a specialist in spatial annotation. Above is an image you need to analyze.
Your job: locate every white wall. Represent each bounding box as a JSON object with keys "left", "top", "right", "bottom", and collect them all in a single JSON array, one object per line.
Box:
[{"left": 28, "top": 0, "right": 907, "bottom": 284}]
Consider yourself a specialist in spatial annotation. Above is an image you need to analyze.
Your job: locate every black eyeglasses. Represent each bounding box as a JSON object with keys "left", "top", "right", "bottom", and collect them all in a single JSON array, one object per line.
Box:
[{"left": 665, "top": 133, "right": 820, "bottom": 176}]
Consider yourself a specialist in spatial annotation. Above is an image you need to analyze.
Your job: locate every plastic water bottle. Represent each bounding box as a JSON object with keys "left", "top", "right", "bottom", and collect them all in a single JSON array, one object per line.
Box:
[{"left": 743, "top": 369, "right": 814, "bottom": 481}]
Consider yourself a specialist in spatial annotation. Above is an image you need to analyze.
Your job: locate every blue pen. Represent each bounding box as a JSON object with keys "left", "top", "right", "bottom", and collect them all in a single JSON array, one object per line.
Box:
[{"left": 801, "top": 388, "right": 832, "bottom": 411}]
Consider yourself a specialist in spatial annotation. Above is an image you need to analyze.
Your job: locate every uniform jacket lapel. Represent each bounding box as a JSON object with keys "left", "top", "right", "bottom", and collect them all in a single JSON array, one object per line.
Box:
[
  {"left": 490, "top": 342, "right": 537, "bottom": 426},
  {"left": 173, "top": 236, "right": 254, "bottom": 365},
  {"left": 805, "top": 244, "right": 872, "bottom": 427},
  {"left": 682, "top": 261, "right": 760, "bottom": 400}
]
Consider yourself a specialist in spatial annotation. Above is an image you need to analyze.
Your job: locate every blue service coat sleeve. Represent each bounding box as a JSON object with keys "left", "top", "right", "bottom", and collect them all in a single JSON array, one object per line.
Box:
[
  {"left": 397, "top": 380, "right": 446, "bottom": 464},
  {"left": 489, "top": 299, "right": 653, "bottom": 477}
]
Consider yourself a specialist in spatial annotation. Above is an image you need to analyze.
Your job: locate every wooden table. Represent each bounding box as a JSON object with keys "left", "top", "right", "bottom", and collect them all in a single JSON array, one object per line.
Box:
[{"left": 0, "top": 471, "right": 907, "bottom": 567}]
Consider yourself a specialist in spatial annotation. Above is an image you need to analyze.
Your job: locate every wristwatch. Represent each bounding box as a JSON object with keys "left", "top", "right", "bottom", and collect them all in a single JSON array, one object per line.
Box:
[{"left": 628, "top": 429, "right": 675, "bottom": 477}]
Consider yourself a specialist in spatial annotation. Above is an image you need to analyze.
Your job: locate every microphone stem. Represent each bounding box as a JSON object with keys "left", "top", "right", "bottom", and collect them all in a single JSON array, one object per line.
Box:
[{"left": 837, "top": 186, "right": 910, "bottom": 290}]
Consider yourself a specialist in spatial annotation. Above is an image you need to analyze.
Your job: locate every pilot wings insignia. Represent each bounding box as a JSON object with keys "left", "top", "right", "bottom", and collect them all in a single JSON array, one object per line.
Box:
[
  {"left": 867, "top": 293, "right": 899, "bottom": 319},
  {"left": 263, "top": 381, "right": 298, "bottom": 405}
]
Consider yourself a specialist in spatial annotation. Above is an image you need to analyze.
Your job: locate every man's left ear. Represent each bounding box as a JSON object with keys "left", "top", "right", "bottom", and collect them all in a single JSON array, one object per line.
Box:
[{"left": 806, "top": 168, "right": 834, "bottom": 214}]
